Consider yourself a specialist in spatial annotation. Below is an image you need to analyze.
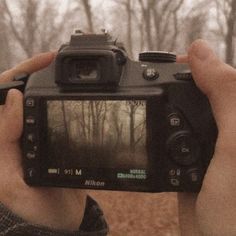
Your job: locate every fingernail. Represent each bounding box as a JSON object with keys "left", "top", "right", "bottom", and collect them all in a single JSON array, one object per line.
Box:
[
  {"left": 189, "top": 40, "right": 213, "bottom": 61},
  {"left": 5, "top": 90, "right": 15, "bottom": 107},
  {"left": 5, "top": 89, "right": 18, "bottom": 109}
]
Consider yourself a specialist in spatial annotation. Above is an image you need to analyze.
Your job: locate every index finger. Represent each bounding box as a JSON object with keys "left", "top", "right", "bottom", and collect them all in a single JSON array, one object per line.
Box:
[
  {"left": 176, "top": 55, "right": 189, "bottom": 63},
  {"left": 0, "top": 52, "right": 56, "bottom": 83}
]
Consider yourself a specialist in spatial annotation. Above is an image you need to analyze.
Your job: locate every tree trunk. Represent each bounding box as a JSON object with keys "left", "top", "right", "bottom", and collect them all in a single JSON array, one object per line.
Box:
[
  {"left": 81, "top": 0, "right": 94, "bottom": 33},
  {"left": 129, "top": 105, "right": 135, "bottom": 154},
  {"left": 138, "top": 0, "right": 154, "bottom": 50},
  {"left": 61, "top": 101, "right": 70, "bottom": 149},
  {"left": 126, "top": 0, "right": 134, "bottom": 57},
  {"left": 225, "top": 0, "right": 236, "bottom": 65}
]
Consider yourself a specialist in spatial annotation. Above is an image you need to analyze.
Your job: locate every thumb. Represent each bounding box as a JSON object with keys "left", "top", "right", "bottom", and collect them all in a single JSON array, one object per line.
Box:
[
  {"left": 188, "top": 40, "right": 236, "bottom": 132},
  {"left": 0, "top": 89, "right": 23, "bottom": 143},
  {"left": 190, "top": 41, "right": 236, "bottom": 234}
]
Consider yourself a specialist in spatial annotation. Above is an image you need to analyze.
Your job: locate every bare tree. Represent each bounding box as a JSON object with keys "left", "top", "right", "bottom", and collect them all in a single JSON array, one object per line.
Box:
[
  {"left": 0, "top": 4, "right": 11, "bottom": 70},
  {"left": 135, "top": 0, "right": 185, "bottom": 51},
  {"left": 138, "top": 0, "right": 155, "bottom": 50},
  {"left": 61, "top": 101, "right": 70, "bottom": 149},
  {"left": 2, "top": 0, "right": 38, "bottom": 57},
  {"left": 214, "top": 0, "right": 236, "bottom": 65},
  {"left": 185, "top": 13, "right": 207, "bottom": 46},
  {"left": 80, "top": 0, "right": 94, "bottom": 33},
  {"left": 110, "top": 103, "right": 123, "bottom": 150},
  {"left": 153, "top": 0, "right": 185, "bottom": 51},
  {"left": 122, "top": 102, "right": 146, "bottom": 155},
  {"left": 120, "top": 0, "right": 134, "bottom": 57},
  {"left": 225, "top": 0, "right": 236, "bottom": 65},
  {"left": 2, "top": 0, "right": 77, "bottom": 58}
]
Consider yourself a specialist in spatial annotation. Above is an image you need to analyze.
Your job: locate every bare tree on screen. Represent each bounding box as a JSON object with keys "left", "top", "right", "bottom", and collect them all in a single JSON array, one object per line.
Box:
[
  {"left": 61, "top": 101, "right": 70, "bottom": 148},
  {"left": 89, "top": 101, "right": 107, "bottom": 146},
  {"left": 123, "top": 102, "right": 146, "bottom": 155},
  {"left": 81, "top": 102, "right": 88, "bottom": 140},
  {"left": 110, "top": 102, "right": 123, "bottom": 150}
]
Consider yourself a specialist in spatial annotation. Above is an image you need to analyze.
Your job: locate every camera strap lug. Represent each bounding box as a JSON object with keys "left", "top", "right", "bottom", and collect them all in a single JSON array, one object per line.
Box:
[{"left": 0, "top": 73, "right": 29, "bottom": 105}]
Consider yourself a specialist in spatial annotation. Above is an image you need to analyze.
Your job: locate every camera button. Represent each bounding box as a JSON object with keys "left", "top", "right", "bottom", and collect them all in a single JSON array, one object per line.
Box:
[
  {"left": 25, "top": 116, "right": 36, "bottom": 125},
  {"left": 143, "top": 67, "right": 159, "bottom": 81},
  {"left": 174, "top": 140, "right": 193, "bottom": 165},
  {"left": 168, "top": 134, "right": 200, "bottom": 166},
  {"left": 25, "top": 98, "right": 36, "bottom": 107},
  {"left": 170, "top": 178, "right": 180, "bottom": 187},
  {"left": 26, "top": 151, "right": 36, "bottom": 159},
  {"left": 174, "top": 72, "right": 193, "bottom": 81},
  {"left": 169, "top": 168, "right": 181, "bottom": 176},
  {"left": 27, "top": 133, "right": 36, "bottom": 143},
  {"left": 168, "top": 113, "right": 182, "bottom": 128},
  {"left": 27, "top": 168, "right": 36, "bottom": 178},
  {"left": 187, "top": 169, "right": 201, "bottom": 184}
]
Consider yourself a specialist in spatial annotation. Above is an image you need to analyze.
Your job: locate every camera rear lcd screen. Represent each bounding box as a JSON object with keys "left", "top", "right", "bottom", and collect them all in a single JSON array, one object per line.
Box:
[{"left": 46, "top": 100, "right": 147, "bottom": 169}]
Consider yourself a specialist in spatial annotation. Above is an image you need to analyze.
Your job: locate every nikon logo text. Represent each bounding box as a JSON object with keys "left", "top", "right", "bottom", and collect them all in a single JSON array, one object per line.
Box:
[{"left": 85, "top": 180, "right": 105, "bottom": 187}]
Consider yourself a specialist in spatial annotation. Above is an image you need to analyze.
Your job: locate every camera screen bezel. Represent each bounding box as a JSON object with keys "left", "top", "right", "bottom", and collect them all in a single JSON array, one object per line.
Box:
[{"left": 30, "top": 95, "right": 163, "bottom": 191}]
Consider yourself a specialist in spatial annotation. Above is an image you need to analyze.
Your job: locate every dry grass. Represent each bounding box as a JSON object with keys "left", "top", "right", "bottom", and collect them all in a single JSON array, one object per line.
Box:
[{"left": 88, "top": 190, "right": 180, "bottom": 236}]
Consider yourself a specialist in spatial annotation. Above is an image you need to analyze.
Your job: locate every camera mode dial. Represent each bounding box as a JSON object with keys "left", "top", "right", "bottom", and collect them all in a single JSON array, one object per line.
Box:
[{"left": 139, "top": 51, "right": 176, "bottom": 63}]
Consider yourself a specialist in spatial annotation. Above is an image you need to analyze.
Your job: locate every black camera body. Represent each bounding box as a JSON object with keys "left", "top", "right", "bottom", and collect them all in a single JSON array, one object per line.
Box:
[{"left": 22, "top": 32, "right": 217, "bottom": 192}]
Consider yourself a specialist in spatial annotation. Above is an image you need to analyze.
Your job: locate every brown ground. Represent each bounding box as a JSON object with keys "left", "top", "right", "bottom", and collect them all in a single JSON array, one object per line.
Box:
[{"left": 88, "top": 190, "right": 180, "bottom": 236}]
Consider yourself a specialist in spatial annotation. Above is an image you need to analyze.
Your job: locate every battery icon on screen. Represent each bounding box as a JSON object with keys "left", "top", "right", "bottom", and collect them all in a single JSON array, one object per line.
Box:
[{"left": 48, "top": 168, "right": 60, "bottom": 174}]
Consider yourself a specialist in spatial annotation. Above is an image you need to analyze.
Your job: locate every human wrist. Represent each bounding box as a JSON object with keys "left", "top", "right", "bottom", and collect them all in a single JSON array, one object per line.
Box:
[
  {"left": 214, "top": 131, "right": 236, "bottom": 159},
  {"left": 1, "top": 188, "right": 87, "bottom": 231},
  {"left": 0, "top": 201, "right": 80, "bottom": 236},
  {"left": 178, "top": 193, "right": 202, "bottom": 236},
  {"left": 0, "top": 193, "right": 108, "bottom": 235}
]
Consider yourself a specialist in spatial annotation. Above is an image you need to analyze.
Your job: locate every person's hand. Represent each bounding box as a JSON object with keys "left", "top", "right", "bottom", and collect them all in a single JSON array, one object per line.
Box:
[
  {"left": 178, "top": 40, "right": 236, "bottom": 236},
  {"left": 0, "top": 53, "right": 87, "bottom": 231}
]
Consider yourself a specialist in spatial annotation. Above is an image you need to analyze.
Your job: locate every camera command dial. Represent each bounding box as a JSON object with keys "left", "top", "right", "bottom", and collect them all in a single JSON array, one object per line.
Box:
[{"left": 139, "top": 51, "right": 176, "bottom": 63}]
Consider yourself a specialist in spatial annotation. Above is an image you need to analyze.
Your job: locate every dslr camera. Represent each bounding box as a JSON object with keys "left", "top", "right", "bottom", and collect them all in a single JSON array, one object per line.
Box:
[{"left": 6, "top": 32, "right": 218, "bottom": 192}]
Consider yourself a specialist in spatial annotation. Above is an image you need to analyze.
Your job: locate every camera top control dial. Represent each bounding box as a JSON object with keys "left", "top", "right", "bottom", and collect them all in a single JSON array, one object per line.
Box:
[{"left": 139, "top": 51, "right": 176, "bottom": 63}]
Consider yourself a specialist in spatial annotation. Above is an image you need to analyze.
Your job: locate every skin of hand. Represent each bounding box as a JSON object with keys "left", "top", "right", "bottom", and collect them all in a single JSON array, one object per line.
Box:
[
  {"left": 178, "top": 40, "right": 236, "bottom": 236},
  {"left": 0, "top": 52, "right": 87, "bottom": 231}
]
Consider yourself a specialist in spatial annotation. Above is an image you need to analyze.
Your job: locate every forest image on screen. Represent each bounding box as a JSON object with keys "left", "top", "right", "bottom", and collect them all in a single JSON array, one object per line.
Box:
[{"left": 47, "top": 100, "right": 147, "bottom": 168}]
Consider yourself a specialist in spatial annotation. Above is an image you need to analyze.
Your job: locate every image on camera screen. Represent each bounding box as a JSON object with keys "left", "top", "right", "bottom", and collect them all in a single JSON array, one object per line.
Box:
[{"left": 47, "top": 100, "right": 147, "bottom": 169}]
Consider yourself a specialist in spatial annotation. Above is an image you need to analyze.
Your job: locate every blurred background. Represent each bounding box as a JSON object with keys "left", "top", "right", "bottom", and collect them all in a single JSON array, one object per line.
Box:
[{"left": 0, "top": 0, "right": 236, "bottom": 235}]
